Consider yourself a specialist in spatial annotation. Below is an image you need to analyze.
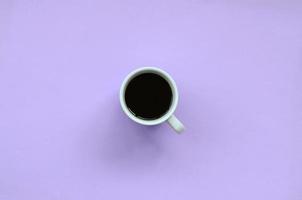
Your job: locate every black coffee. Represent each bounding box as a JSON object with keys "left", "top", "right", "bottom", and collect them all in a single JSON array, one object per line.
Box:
[{"left": 125, "top": 73, "right": 172, "bottom": 120}]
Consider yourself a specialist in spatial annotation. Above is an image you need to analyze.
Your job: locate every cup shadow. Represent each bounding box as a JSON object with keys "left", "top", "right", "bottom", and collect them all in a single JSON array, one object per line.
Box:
[{"left": 88, "top": 95, "right": 167, "bottom": 173}]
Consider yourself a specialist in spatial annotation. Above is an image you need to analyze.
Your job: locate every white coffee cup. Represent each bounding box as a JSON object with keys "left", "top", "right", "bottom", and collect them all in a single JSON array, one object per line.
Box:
[{"left": 120, "top": 67, "right": 185, "bottom": 133}]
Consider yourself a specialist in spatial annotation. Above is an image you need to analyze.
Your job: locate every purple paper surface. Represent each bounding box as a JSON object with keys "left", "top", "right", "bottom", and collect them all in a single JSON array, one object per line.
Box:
[{"left": 0, "top": 0, "right": 301, "bottom": 199}]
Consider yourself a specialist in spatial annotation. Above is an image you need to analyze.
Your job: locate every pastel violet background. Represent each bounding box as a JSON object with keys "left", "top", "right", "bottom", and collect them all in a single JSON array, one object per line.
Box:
[{"left": 0, "top": 0, "right": 301, "bottom": 199}]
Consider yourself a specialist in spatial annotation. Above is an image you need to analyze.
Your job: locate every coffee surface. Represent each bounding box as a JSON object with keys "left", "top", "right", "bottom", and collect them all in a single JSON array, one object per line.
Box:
[{"left": 125, "top": 73, "right": 172, "bottom": 120}]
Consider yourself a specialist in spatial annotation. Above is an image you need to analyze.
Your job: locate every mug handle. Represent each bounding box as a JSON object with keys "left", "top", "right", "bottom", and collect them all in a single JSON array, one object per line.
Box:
[{"left": 167, "top": 115, "right": 185, "bottom": 133}]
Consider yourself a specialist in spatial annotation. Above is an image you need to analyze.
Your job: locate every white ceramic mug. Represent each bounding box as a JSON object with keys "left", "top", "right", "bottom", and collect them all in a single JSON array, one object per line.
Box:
[{"left": 120, "top": 67, "right": 185, "bottom": 133}]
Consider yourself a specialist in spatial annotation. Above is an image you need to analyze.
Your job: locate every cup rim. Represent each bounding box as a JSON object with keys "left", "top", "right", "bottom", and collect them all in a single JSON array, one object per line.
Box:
[{"left": 120, "top": 67, "right": 178, "bottom": 125}]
